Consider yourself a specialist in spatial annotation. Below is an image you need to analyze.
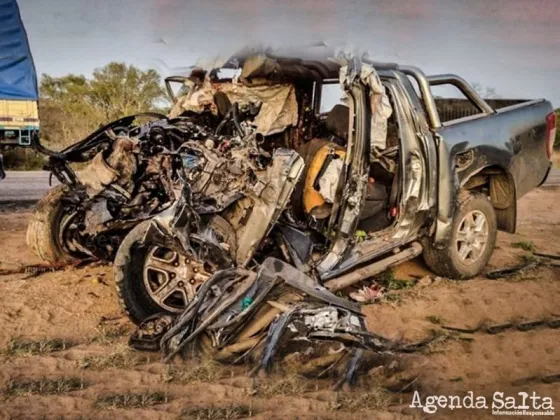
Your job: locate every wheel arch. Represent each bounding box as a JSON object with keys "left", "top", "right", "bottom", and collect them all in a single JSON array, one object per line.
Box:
[{"left": 460, "top": 165, "right": 517, "bottom": 233}]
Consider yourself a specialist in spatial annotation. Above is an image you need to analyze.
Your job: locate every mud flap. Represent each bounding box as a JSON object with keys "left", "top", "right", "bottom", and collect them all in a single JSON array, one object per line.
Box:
[{"left": 433, "top": 134, "right": 456, "bottom": 247}]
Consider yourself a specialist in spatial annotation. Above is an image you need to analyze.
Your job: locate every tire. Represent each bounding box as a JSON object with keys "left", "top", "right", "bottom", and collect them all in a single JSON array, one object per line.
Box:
[
  {"left": 26, "top": 185, "right": 80, "bottom": 265},
  {"left": 422, "top": 192, "right": 497, "bottom": 279},
  {"left": 114, "top": 221, "right": 164, "bottom": 324},
  {"left": 114, "top": 216, "right": 236, "bottom": 324}
]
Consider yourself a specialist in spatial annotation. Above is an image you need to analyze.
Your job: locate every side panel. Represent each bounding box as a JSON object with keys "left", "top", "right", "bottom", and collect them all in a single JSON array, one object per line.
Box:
[
  {"left": 393, "top": 73, "right": 438, "bottom": 213},
  {"left": 235, "top": 149, "right": 305, "bottom": 266},
  {"left": 386, "top": 81, "right": 434, "bottom": 233},
  {"left": 440, "top": 100, "right": 552, "bottom": 198},
  {"left": 433, "top": 100, "right": 552, "bottom": 245}
]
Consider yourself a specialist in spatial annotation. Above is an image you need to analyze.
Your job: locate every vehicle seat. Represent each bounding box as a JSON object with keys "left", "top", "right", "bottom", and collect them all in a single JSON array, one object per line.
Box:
[
  {"left": 292, "top": 137, "right": 389, "bottom": 228},
  {"left": 325, "top": 104, "right": 350, "bottom": 141},
  {"left": 358, "top": 181, "right": 392, "bottom": 232},
  {"left": 291, "top": 138, "right": 344, "bottom": 221}
]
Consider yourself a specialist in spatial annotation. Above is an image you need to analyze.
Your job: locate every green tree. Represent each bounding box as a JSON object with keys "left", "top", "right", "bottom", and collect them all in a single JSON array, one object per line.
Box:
[
  {"left": 39, "top": 75, "right": 104, "bottom": 148},
  {"left": 39, "top": 63, "right": 167, "bottom": 148},
  {"left": 89, "top": 63, "right": 166, "bottom": 120}
]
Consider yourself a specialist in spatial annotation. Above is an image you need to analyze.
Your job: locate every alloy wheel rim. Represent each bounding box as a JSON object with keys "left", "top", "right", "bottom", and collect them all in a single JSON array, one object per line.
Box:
[
  {"left": 455, "top": 210, "right": 489, "bottom": 265},
  {"left": 143, "top": 246, "right": 210, "bottom": 312}
]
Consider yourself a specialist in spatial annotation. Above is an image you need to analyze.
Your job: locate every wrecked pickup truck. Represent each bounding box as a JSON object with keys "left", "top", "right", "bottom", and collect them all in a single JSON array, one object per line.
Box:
[{"left": 111, "top": 50, "right": 555, "bottom": 325}]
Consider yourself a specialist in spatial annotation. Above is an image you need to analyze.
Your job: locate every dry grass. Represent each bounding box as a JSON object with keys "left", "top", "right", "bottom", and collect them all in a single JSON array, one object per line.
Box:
[
  {"left": 376, "top": 269, "right": 414, "bottom": 290},
  {"left": 1, "top": 148, "right": 45, "bottom": 170},
  {"left": 511, "top": 241, "right": 537, "bottom": 253},
  {"left": 420, "top": 330, "right": 461, "bottom": 355},
  {"left": 4, "top": 377, "right": 85, "bottom": 396},
  {"left": 381, "top": 293, "right": 403, "bottom": 304},
  {"left": 180, "top": 404, "right": 253, "bottom": 420},
  {"left": 162, "top": 360, "right": 230, "bottom": 384},
  {"left": 89, "top": 324, "right": 130, "bottom": 345},
  {"left": 78, "top": 344, "right": 150, "bottom": 370},
  {"left": 4, "top": 338, "right": 73, "bottom": 357},
  {"left": 95, "top": 391, "right": 168, "bottom": 409},
  {"left": 251, "top": 374, "right": 311, "bottom": 398},
  {"left": 332, "top": 388, "right": 391, "bottom": 411}
]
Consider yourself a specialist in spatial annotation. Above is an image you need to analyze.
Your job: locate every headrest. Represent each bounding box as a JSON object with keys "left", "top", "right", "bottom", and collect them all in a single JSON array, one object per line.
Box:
[{"left": 325, "top": 104, "right": 349, "bottom": 140}]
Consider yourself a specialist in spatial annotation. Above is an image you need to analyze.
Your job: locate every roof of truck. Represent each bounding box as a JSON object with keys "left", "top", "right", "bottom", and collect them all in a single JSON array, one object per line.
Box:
[
  {"left": 223, "top": 45, "right": 341, "bottom": 79},
  {"left": 202, "top": 45, "right": 400, "bottom": 82},
  {"left": 0, "top": 0, "right": 39, "bottom": 100}
]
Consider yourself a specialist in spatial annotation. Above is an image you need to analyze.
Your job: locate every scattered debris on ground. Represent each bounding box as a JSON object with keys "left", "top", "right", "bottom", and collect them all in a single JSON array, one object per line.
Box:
[
  {"left": 129, "top": 259, "right": 439, "bottom": 390},
  {"left": 486, "top": 250, "right": 560, "bottom": 279}
]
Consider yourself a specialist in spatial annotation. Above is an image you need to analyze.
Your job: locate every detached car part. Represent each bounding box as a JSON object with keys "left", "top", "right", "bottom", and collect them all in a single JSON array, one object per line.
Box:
[
  {"left": 129, "top": 258, "right": 434, "bottom": 388},
  {"left": 27, "top": 113, "right": 191, "bottom": 263}
]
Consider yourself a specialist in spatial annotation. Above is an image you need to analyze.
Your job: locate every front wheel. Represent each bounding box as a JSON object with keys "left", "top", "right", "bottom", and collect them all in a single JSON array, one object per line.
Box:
[
  {"left": 26, "top": 185, "right": 82, "bottom": 264},
  {"left": 422, "top": 192, "right": 497, "bottom": 279},
  {"left": 114, "top": 217, "right": 236, "bottom": 324}
]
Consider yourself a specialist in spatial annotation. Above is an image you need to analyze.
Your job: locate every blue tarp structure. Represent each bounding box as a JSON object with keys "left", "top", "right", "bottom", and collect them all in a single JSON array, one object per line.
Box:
[{"left": 0, "top": 0, "right": 38, "bottom": 100}]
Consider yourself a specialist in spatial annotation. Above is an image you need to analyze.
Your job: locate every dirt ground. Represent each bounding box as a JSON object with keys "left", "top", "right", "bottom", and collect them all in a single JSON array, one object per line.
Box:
[{"left": 0, "top": 187, "right": 559, "bottom": 420}]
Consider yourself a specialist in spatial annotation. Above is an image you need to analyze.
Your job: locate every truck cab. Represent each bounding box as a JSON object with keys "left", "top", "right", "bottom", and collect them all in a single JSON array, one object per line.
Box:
[{"left": 0, "top": 100, "right": 39, "bottom": 147}]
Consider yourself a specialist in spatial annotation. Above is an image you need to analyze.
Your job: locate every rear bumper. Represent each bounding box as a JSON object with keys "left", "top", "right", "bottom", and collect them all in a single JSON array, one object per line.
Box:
[{"left": 538, "top": 162, "right": 552, "bottom": 187}]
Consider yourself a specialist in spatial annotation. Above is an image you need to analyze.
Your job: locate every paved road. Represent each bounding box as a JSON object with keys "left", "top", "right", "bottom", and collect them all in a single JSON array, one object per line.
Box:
[
  {"left": 1, "top": 169, "right": 559, "bottom": 204},
  {"left": 0, "top": 171, "right": 59, "bottom": 203}
]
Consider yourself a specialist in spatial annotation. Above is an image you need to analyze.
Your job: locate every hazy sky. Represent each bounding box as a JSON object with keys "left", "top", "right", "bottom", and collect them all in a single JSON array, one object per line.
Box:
[{"left": 18, "top": 0, "right": 560, "bottom": 106}]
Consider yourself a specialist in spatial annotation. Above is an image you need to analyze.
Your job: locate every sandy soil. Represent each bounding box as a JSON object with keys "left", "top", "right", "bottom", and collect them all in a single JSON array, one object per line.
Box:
[{"left": 0, "top": 187, "right": 559, "bottom": 419}]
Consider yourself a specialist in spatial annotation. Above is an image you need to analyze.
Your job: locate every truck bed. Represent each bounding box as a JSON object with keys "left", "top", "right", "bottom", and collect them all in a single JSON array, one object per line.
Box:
[
  {"left": 435, "top": 98, "right": 532, "bottom": 123},
  {"left": 438, "top": 98, "right": 553, "bottom": 199}
]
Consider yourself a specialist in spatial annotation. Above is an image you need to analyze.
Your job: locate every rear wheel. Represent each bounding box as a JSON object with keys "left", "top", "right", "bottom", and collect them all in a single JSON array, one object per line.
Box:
[
  {"left": 422, "top": 192, "right": 497, "bottom": 279},
  {"left": 26, "top": 185, "right": 83, "bottom": 264}
]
